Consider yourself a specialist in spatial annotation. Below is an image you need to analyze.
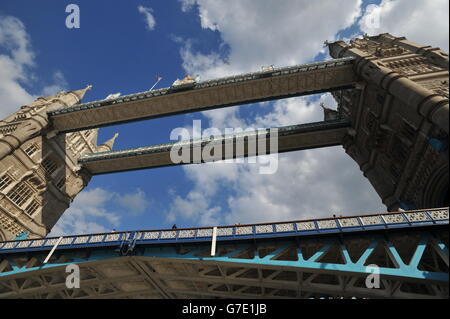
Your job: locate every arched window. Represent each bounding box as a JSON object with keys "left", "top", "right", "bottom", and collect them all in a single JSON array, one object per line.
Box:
[
  {"left": 0, "top": 174, "right": 13, "bottom": 192},
  {"left": 24, "top": 143, "right": 38, "bottom": 157},
  {"left": 25, "top": 200, "right": 40, "bottom": 216}
]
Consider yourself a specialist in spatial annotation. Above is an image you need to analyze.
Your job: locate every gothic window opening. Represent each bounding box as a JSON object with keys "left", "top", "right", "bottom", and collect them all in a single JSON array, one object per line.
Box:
[
  {"left": 0, "top": 174, "right": 13, "bottom": 192},
  {"left": 73, "top": 138, "right": 84, "bottom": 151},
  {"left": 400, "top": 120, "right": 417, "bottom": 143},
  {"left": 66, "top": 133, "right": 77, "bottom": 142},
  {"left": 25, "top": 200, "right": 40, "bottom": 216},
  {"left": 42, "top": 158, "right": 58, "bottom": 176},
  {"left": 56, "top": 178, "right": 65, "bottom": 190},
  {"left": 24, "top": 144, "right": 38, "bottom": 157},
  {"left": 7, "top": 183, "right": 33, "bottom": 208}
]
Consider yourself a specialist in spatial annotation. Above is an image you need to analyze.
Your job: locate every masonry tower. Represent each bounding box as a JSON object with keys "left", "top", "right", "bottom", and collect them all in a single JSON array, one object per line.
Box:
[{"left": 0, "top": 87, "right": 118, "bottom": 241}]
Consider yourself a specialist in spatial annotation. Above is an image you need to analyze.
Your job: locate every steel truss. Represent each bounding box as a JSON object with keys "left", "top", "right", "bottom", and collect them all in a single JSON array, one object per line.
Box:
[{"left": 0, "top": 226, "right": 448, "bottom": 299}]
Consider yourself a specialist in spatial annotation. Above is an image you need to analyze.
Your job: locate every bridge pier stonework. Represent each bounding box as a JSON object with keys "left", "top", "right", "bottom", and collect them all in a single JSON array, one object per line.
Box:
[
  {"left": 0, "top": 87, "right": 118, "bottom": 241},
  {"left": 328, "top": 33, "right": 449, "bottom": 211}
]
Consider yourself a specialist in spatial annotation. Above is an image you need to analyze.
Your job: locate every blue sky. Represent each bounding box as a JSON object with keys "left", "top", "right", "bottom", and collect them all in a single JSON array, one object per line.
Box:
[{"left": 0, "top": 0, "right": 448, "bottom": 236}]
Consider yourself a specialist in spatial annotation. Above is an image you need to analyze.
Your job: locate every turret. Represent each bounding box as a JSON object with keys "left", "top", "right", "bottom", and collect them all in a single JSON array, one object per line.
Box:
[
  {"left": 45, "top": 85, "right": 92, "bottom": 113},
  {"left": 0, "top": 85, "right": 93, "bottom": 161},
  {"left": 96, "top": 133, "right": 119, "bottom": 153}
]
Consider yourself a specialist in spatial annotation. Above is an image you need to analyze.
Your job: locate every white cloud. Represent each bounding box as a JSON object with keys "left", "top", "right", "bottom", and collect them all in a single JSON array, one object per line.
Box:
[
  {"left": 0, "top": 15, "right": 34, "bottom": 66},
  {"left": 0, "top": 15, "right": 70, "bottom": 119},
  {"left": 167, "top": 192, "right": 222, "bottom": 226},
  {"left": 138, "top": 5, "right": 157, "bottom": 31},
  {"left": 167, "top": 96, "right": 385, "bottom": 226},
  {"left": 0, "top": 15, "right": 35, "bottom": 118},
  {"left": 180, "top": 0, "right": 197, "bottom": 12},
  {"left": 49, "top": 188, "right": 120, "bottom": 236},
  {"left": 166, "top": 0, "right": 388, "bottom": 227},
  {"left": 41, "top": 71, "right": 69, "bottom": 97},
  {"left": 115, "top": 188, "right": 150, "bottom": 215},
  {"left": 50, "top": 187, "right": 151, "bottom": 236},
  {"left": 255, "top": 94, "right": 336, "bottom": 128},
  {"left": 359, "top": 0, "right": 449, "bottom": 51},
  {"left": 178, "top": 0, "right": 363, "bottom": 80},
  {"left": 222, "top": 146, "right": 384, "bottom": 225}
]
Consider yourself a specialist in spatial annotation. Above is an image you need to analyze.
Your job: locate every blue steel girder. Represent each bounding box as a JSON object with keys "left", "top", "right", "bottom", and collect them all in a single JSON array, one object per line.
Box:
[
  {"left": 0, "top": 208, "right": 448, "bottom": 298},
  {"left": 0, "top": 227, "right": 448, "bottom": 299},
  {"left": 147, "top": 231, "right": 449, "bottom": 283}
]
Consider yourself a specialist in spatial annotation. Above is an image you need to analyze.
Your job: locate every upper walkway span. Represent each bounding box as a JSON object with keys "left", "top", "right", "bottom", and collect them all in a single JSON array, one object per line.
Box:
[{"left": 48, "top": 58, "right": 356, "bottom": 133}]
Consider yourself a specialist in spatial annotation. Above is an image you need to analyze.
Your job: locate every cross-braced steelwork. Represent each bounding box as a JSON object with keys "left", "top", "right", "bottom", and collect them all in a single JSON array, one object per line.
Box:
[{"left": 0, "top": 208, "right": 448, "bottom": 299}]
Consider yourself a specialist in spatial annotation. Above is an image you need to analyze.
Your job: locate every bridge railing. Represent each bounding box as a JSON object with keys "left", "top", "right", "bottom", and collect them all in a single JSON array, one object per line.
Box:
[{"left": 0, "top": 208, "right": 448, "bottom": 253}]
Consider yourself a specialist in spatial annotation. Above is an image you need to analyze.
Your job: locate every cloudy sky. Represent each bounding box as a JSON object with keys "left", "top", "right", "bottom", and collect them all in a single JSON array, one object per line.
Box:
[{"left": 0, "top": 0, "right": 448, "bottom": 236}]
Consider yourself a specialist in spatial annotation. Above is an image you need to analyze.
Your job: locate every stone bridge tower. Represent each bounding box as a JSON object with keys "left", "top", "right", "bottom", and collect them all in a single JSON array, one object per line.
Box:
[
  {"left": 0, "top": 87, "right": 117, "bottom": 241},
  {"left": 328, "top": 33, "right": 449, "bottom": 211}
]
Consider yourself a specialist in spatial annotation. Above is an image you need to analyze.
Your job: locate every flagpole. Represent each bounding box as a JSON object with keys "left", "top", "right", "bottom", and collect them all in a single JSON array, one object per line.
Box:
[{"left": 150, "top": 77, "right": 162, "bottom": 91}]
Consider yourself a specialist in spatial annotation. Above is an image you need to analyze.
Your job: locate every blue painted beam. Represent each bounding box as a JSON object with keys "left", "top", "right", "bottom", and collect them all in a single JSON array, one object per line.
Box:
[{"left": 0, "top": 229, "right": 447, "bottom": 284}]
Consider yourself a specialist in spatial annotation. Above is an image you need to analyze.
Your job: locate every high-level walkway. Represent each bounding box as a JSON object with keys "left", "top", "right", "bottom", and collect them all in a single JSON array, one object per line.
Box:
[
  {"left": 0, "top": 208, "right": 448, "bottom": 299},
  {"left": 79, "top": 119, "right": 350, "bottom": 175},
  {"left": 48, "top": 58, "right": 356, "bottom": 132}
]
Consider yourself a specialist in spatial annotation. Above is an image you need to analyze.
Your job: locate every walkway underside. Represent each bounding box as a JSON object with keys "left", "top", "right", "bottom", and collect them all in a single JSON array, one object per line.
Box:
[
  {"left": 0, "top": 208, "right": 448, "bottom": 299},
  {"left": 0, "top": 253, "right": 446, "bottom": 299},
  {"left": 48, "top": 58, "right": 356, "bottom": 132},
  {"left": 79, "top": 119, "right": 350, "bottom": 175}
]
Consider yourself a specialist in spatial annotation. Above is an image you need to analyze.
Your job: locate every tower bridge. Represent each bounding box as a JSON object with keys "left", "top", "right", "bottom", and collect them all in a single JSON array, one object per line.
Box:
[{"left": 0, "top": 33, "right": 448, "bottom": 298}]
